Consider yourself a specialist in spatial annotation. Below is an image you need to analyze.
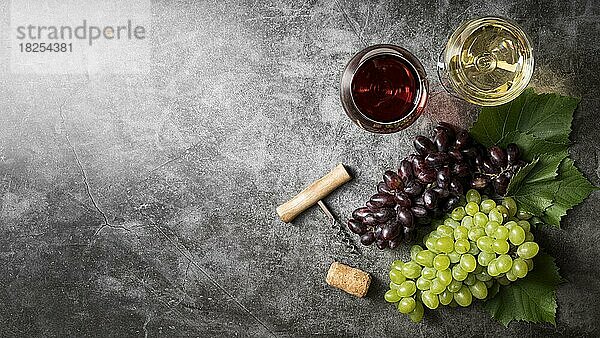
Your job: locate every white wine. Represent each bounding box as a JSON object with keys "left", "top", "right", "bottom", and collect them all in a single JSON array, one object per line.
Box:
[{"left": 439, "top": 17, "right": 534, "bottom": 106}]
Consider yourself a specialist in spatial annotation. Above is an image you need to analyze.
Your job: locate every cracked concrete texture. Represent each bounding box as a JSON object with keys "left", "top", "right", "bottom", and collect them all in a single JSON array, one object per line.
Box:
[{"left": 1, "top": 0, "right": 599, "bottom": 337}]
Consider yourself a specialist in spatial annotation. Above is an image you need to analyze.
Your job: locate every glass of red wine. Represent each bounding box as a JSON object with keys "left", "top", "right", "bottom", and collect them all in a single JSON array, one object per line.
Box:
[{"left": 340, "top": 44, "right": 428, "bottom": 134}]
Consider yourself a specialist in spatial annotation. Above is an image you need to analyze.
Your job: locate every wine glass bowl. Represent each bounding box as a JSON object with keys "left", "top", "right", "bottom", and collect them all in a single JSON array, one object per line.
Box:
[{"left": 437, "top": 16, "right": 534, "bottom": 106}]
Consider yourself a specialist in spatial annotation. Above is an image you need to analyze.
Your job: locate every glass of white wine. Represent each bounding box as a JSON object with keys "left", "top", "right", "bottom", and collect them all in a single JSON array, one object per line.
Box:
[{"left": 437, "top": 16, "right": 534, "bottom": 106}]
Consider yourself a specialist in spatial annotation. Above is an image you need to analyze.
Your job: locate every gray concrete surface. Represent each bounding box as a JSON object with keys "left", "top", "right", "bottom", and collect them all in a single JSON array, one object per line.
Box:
[{"left": 1, "top": 0, "right": 599, "bottom": 337}]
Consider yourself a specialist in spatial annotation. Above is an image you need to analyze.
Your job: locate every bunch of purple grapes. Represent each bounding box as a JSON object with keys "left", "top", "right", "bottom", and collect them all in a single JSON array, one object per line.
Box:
[{"left": 347, "top": 122, "right": 526, "bottom": 249}]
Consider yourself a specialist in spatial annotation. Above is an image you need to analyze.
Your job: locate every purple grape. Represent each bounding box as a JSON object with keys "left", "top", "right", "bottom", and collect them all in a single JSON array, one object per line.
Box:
[
  {"left": 377, "top": 181, "right": 394, "bottom": 195},
  {"left": 381, "top": 222, "right": 400, "bottom": 240},
  {"left": 411, "top": 205, "right": 428, "bottom": 218},
  {"left": 452, "top": 163, "right": 470, "bottom": 177},
  {"left": 362, "top": 215, "right": 378, "bottom": 226},
  {"left": 432, "top": 187, "right": 450, "bottom": 198},
  {"left": 414, "top": 135, "right": 436, "bottom": 155},
  {"left": 470, "top": 176, "right": 490, "bottom": 190},
  {"left": 423, "top": 189, "right": 437, "bottom": 210},
  {"left": 448, "top": 149, "right": 463, "bottom": 162},
  {"left": 417, "top": 169, "right": 436, "bottom": 184},
  {"left": 383, "top": 170, "right": 403, "bottom": 190},
  {"left": 352, "top": 207, "right": 371, "bottom": 220},
  {"left": 398, "top": 159, "right": 413, "bottom": 181},
  {"left": 434, "top": 129, "right": 451, "bottom": 152},
  {"left": 489, "top": 146, "right": 508, "bottom": 167},
  {"left": 360, "top": 231, "right": 375, "bottom": 245},
  {"left": 369, "top": 193, "right": 395, "bottom": 207},
  {"left": 444, "top": 195, "right": 461, "bottom": 212},
  {"left": 449, "top": 178, "right": 464, "bottom": 195},
  {"left": 396, "top": 208, "right": 414, "bottom": 227},
  {"left": 347, "top": 219, "right": 366, "bottom": 235},
  {"left": 373, "top": 207, "right": 395, "bottom": 222},
  {"left": 455, "top": 130, "right": 470, "bottom": 150},
  {"left": 506, "top": 143, "right": 520, "bottom": 164},
  {"left": 388, "top": 237, "right": 402, "bottom": 249},
  {"left": 394, "top": 192, "right": 412, "bottom": 208},
  {"left": 403, "top": 180, "right": 423, "bottom": 197},
  {"left": 494, "top": 174, "right": 510, "bottom": 196},
  {"left": 403, "top": 227, "right": 417, "bottom": 242},
  {"left": 376, "top": 239, "right": 388, "bottom": 249},
  {"left": 425, "top": 152, "right": 451, "bottom": 168}
]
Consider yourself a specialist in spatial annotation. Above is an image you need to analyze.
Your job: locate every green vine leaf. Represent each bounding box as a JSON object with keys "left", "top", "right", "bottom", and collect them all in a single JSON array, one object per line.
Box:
[
  {"left": 542, "top": 158, "right": 599, "bottom": 227},
  {"left": 484, "top": 253, "right": 561, "bottom": 327}
]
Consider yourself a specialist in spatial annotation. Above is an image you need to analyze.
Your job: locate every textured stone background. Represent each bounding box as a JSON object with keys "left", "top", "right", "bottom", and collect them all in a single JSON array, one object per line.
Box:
[{"left": 1, "top": 0, "right": 599, "bottom": 337}]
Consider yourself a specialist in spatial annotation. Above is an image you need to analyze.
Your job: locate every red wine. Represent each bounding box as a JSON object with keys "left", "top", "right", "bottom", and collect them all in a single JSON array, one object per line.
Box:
[{"left": 351, "top": 54, "right": 419, "bottom": 123}]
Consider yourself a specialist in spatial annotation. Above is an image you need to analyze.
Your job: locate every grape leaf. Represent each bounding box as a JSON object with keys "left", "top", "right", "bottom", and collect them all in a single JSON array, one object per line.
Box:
[
  {"left": 499, "top": 132, "right": 568, "bottom": 183},
  {"left": 511, "top": 179, "right": 560, "bottom": 217},
  {"left": 470, "top": 89, "right": 580, "bottom": 147},
  {"left": 484, "top": 253, "right": 561, "bottom": 327},
  {"left": 542, "top": 158, "right": 598, "bottom": 227},
  {"left": 506, "top": 157, "right": 539, "bottom": 196}
]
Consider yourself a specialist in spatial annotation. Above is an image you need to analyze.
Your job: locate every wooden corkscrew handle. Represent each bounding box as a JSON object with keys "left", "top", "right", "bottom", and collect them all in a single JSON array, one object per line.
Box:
[{"left": 276, "top": 163, "right": 352, "bottom": 223}]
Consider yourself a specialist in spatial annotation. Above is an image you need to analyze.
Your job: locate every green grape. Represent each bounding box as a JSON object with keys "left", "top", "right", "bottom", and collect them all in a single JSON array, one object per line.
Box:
[
  {"left": 430, "top": 278, "right": 445, "bottom": 294},
  {"left": 421, "top": 267, "right": 437, "bottom": 280},
  {"left": 505, "top": 269, "right": 518, "bottom": 282},
  {"left": 502, "top": 197, "right": 517, "bottom": 217},
  {"left": 460, "top": 254, "right": 477, "bottom": 272},
  {"left": 517, "top": 242, "right": 539, "bottom": 259},
  {"left": 517, "top": 210, "right": 532, "bottom": 220},
  {"left": 439, "top": 290, "right": 454, "bottom": 305},
  {"left": 390, "top": 281, "right": 401, "bottom": 290},
  {"left": 504, "top": 221, "right": 518, "bottom": 230},
  {"left": 447, "top": 279, "right": 463, "bottom": 293},
  {"left": 454, "top": 286, "right": 473, "bottom": 307},
  {"left": 444, "top": 218, "right": 460, "bottom": 228},
  {"left": 469, "top": 281, "right": 488, "bottom": 299},
  {"left": 484, "top": 280, "right": 495, "bottom": 288},
  {"left": 437, "top": 225, "right": 454, "bottom": 237},
  {"left": 391, "top": 260, "right": 404, "bottom": 271},
  {"left": 475, "top": 270, "right": 492, "bottom": 282},
  {"left": 402, "top": 262, "right": 422, "bottom": 279},
  {"left": 466, "top": 189, "right": 481, "bottom": 204},
  {"left": 497, "top": 276, "right": 511, "bottom": 285},
  {"left": 494, "top": 226, "right": 509, "bottom": 240},
  {"left": 410, "top": 245, "right": 423, "bottom": 260},
  {"left": 390, "top": 269, "right": 406, "bottom": 284},
  {"left": 467, "top": 242, "right": 480, "bottom": 255},
  {"left": 477, "top": 251, "right": 496, "bottom": 266},
  {"left": 433, "top": 254, "right": 450, "bottom": 270},
  {"left": 408, "top": 301, "right": 424, "bottom": 322},
  {"left": 492, "top": 239, "right": 509, "bottom": 254},
  {"left": 436, "top": 237, "right": 454, "bottom": 253},
  {"left": 421, "top": 290, "right": 439, "bottom": 309},
  {"left": 468, "top": 227, "right": 486, "bottom": 241},
  {"left": 524, "top": 231, "right": 534, "bottom": 242},
  {"left": 463, "top": 273, "right": 477, "bottom": 286},
  {"left": 451, "top": 207, "right": 467, "bottom": 221},
  {"left": 398, "top": 297, "right": 416, "bottom": 314},
  {"left": 473, "top": 212, "right": 488, "bottom": 227},
  {"left": 524, "top": 258, "right": 534, "bottom": 271},
  {"left": 473, "top": 264, "right": 483, "bottom": 274},
  {"left": 415, "top": 250, "right": 436, "bottom": 267},
  {"left": 476, "top": 236, "right": 494, "bottom": 253},
  {"left": 511, "top": 258, "right": 529, "bottom": 278},
  {"left": 488, "top": 209, "right": 504, "bottom": 223},
  {"left": 454, "top": 226, "right": 469, "bottom": 240},
  {"left": 496, "top": 254, "right": 513, "bottom": 273},
  {"left": 487, "top": 260, "right": 500, "bottom": 276},
  {"left": 428, "top": 230, "right": 441, "bottom": 239},
  {"left": 397, "top": 281, "right": 417, "bottom": 297},
  {"left": 385, "top": 289, "right": 401, "bottom": 302},
  {"left": 517, "top": 220, "right": 531, "bottom": 232},
  {"left": 454, "top": 239, "right": 470, "bottom": 254},
  {"left": 451, "top": 265, "right": 468, "bottom": 281},
  {"left": 425, "top": 237, "right": 439, "bottom": 253},
  {"left": 481, "top": 194, "right": 489, "bottom": 200},
  {"left": 485, "top": 221, "right": 500, "bottom": 236},
  {"left": 496, "top": 205, "right": 509, "bottom": 218},
  {"left": 480, "top": 199, "right": 497, "bottom": 213},
  {"left": 437, "top": 269, "right": 453, "bottom": 286},
  {"left": 465, "top": 202, "right": 479, "bottom": 216},
  {"left": 461, "top": 216, "right": 474, "bottom": 229},
  {"left": 508, "top": 225, "right": 525, "bottom": 245},
  {"left": 416, "top": 277, "right": 432, "bottom": 290},
  {"left": 448, "top": 251, "right": 461, "bottom": 264}
]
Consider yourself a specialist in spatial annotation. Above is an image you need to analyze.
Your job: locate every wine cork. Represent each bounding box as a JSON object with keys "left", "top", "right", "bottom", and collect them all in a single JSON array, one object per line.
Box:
[{"left": 326, "top": 262, "right": 371, "bottom": 298}]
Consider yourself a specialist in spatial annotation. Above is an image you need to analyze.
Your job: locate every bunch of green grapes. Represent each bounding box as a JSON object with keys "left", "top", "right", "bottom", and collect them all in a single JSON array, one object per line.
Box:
[{"left": 384, "top": 189, "right": 539, "bottom": 322}]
